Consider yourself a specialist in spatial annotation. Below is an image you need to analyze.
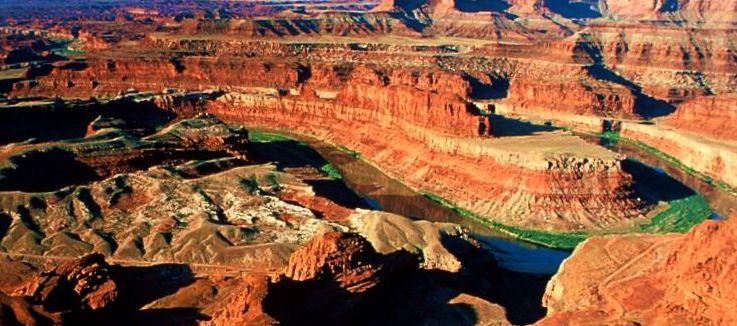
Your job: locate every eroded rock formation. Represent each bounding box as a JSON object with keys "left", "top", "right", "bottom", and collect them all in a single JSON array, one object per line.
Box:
[
  {"left": 0, "top": 113, "right": 364, "bottom": 273},
  {"left": 207, "top": 226, "right": 516, "bottom": 325},
  {"left": 8, "top": 53, "right": 651, "bottom": 231},
  {"left": 19, "top": 253, "right": 118, "bottom": 314},
  {"left": 539, "top": 216, "right": 737, "bottom": 325}
]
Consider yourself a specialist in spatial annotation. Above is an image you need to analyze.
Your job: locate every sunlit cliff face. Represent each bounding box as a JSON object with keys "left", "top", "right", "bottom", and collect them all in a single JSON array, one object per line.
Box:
[{"left": 0, "top": 0, "right": 736, "bottom": 325}]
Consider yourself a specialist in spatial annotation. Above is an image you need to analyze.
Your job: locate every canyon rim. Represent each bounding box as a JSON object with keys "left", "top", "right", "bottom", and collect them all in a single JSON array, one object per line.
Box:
[{"left": 0, "top": 0, "right": 736, "bottom": 325}]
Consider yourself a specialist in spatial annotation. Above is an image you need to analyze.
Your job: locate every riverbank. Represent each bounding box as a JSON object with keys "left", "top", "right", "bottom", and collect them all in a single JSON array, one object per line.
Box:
[
  {"left": 422, "top": 188, "right": 710, "bottom": 249},
  {"left": 592, "top": 130, "right": 737, "bottom": 196},
  {"left": 249, "top": 130, "right": 345, "bottom": 181},
  {"left": 247, "top": 128, "right": 713, "bottom": 250}
]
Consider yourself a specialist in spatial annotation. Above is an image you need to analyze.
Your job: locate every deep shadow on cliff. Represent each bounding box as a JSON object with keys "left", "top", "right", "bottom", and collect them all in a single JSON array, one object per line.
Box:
[
  {"left": 623, "top": 158, "right": 696, "bottom": 202},
  {"left": 464, "top": 73, "right": 510, "bottom": 100},
  {"left": 585, "top": 64, "right": 675, "bottom": 119},
  {"left": 80, "top": 263, "right": 204, "bottom": 326},
  {"left": 489, "top": 114, "right": 559, "bottom": 137},
  {"left": 0, "top": 148, "right": 100, "bottom": 192},
  {"left": 250, "top": 139, "right": 369, "bottom": 210},
  {"left": 0, "top": 97, "right": 176, "bottom": 145},
  {"left": 109, "top": 264, "right": 206, "bottom": 326},
  {"left": 8, "top": 257, "right": 202, "bottom": 326},
  {"left": 263, "top": 234, "right": 549, "bottom": 326}
]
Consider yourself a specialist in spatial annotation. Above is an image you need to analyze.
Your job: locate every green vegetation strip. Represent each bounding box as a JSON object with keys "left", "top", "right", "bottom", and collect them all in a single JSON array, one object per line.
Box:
[
  {"left": 595, "top": 131, "right": 737, "bottom": 196},
  {"left": 422, "top": 190, "right": 710, "bottom": 250},
  {"left": 251, "top": 131, "right": 711, "bottom": 250},
  {"left": 248, "top": 130, "right": 344, "bottom": 180},
  {"left": 639, "top": 194, "right": 711, "bottom": 233},
  {"left": 249, "top": 131, "right": 292, "bottom": 143},
  {"left": 421, "top": 192, "right": 587, "bottom": 250}
]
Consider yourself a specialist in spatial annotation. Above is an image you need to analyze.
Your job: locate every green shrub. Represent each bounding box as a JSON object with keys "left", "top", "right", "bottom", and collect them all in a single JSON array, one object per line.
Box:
[
  {"left": 319, "top": 163, "right": 343, "bottom": 180},
  {"left": 240, "top": 175, "right": 260, "bottom": 194},
  {"left": 336, "top": 145, "right": 361, "bottom": 158},
  {"left": 266, "top": 173, "right": 282, "bottom": 191}
]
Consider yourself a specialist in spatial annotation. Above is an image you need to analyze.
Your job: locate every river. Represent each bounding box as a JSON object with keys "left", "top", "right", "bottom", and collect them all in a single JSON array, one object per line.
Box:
[
  {"left": 299, "top": 137, "right": 572, "bottom": 275},
  {"left": 250, "top": 129, "right": 734, "bottom": 276},
  {"left": 577, "top": 133, "right": 737, "bottom": 219}
]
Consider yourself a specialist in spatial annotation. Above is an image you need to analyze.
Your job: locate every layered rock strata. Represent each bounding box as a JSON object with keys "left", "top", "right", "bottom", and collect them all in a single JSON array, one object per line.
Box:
[
  {"left": 206, "top": 77, "right": 644, "bottom": 231},
  {"left": 7, "top": 55, "right": 647, "bottom": 231},
  {"left": 622, "top": 122, "right": 737, "bottom": 189}
]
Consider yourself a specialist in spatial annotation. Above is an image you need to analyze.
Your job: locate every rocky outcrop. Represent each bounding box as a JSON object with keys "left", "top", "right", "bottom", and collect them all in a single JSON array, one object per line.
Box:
[
  {"left": 19, "top": 253, "right": 118, "bottom": 314},
  {"left": 0, "top": 254, "right": 119, "bottom": 325},
  {"left": 207, "top": 231, "right": 416, "bottom": 325},
  {"left": 350, "top": 210, "right": 464, "bottom": 272},
  {"left": 282, "top": 231, "right": 394, "bottom": 284},
  {"left": 539, "top": 216, "right": 737, "bottom": 325},
  {"left": 203, "top": 274, "right": 276, "bottom": 326},
  {"left": 502, "top": 67, "right": 638, "bottom": 119},
  {"left": 207, "top": 226, "right": 518, "bottom": 325}
]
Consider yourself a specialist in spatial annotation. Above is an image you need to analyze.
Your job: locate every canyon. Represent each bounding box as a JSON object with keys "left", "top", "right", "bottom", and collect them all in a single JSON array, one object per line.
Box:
[
  {"left": 0, "top": 0, "right": 735, "bottom": 325},
  {"left": 5, "top": 52, "right": 651, "bottom": 233}
]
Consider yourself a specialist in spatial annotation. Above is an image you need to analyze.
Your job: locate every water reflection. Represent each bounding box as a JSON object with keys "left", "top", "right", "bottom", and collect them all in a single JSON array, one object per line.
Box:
[
  {"left": 579, "top": 133, "right": 737, "bottom": 217},
  {"left": 251, "top": 129, "right": 732, "bottom": 275},
  {"left": 476, "top": 236, "right": 571, "bottom": 274},
  {"left": 301, "top": 137, "right": 571, "bottom": 275}
]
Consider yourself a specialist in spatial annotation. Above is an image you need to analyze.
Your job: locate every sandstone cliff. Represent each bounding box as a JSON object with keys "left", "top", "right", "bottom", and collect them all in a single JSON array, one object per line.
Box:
[
  {"left": 207, "top": 226, "right": 514, "bottom": 326},
  {"left": 663, "top": 94, "right": 737, "bottom": 141},
  {"left": 622, "top": 122, "right": 737, "bottom": 188},
  {"left": 539, "top": 216, "right": 737, "bottom": 325},
  {"left": 7, "top": 55, "right": 648, "bottom": 231},
  {"left": 208, "top": 85, "right": 647, "bottom": 232}
]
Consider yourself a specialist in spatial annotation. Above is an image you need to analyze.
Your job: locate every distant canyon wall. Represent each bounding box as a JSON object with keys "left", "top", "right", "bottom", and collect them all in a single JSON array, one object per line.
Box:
[{"left": 9, "top": 55, "right": 645, "bottom": 231}]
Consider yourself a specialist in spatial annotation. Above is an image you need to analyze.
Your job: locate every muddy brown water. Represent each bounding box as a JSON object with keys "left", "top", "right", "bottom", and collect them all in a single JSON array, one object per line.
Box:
[{"left": 250, "top": 131, "right": 572, "bottom": 276}]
